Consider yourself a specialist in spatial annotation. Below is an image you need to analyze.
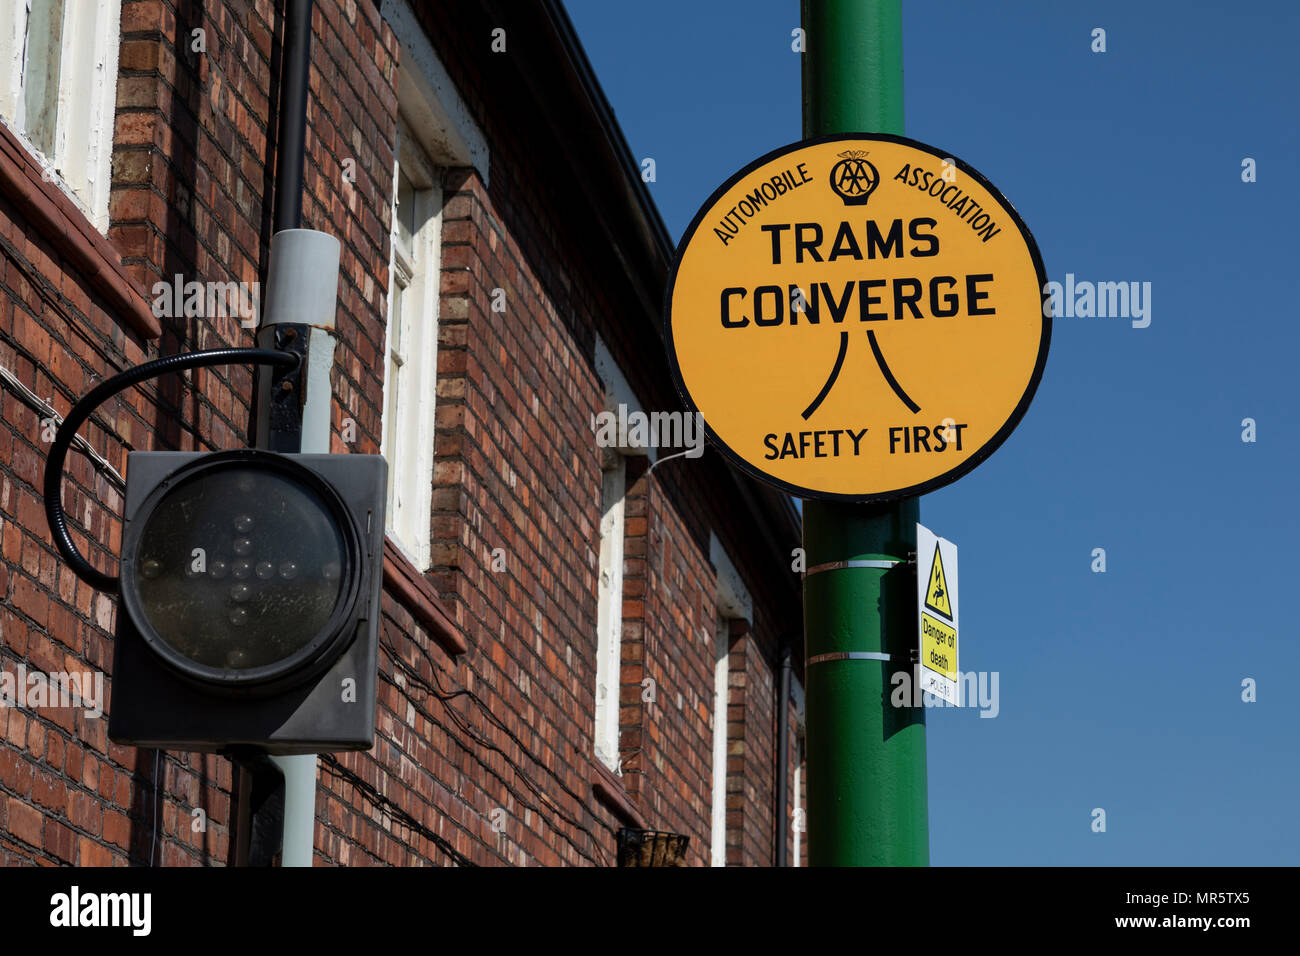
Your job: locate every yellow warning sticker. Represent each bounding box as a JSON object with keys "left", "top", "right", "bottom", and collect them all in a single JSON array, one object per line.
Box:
[
  {"left": 923, "top": 542, "right": 952, "bottom": 620},
  {"left": 921, "top": 613, "right": 957, "bottom": 680}
]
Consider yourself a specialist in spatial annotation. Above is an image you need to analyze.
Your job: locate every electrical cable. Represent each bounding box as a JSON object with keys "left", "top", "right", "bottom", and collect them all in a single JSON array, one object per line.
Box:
[
  {"left": 41, "top": 348, "right": 300, "bottom": 593},
  {"left": 0, "top": 363, "right": 125, "bottom": 487},
  {"left": 380, "top": 630, "right": 609, "bottom": 864},
  {"left": 379, "top": 629, "right": 618, "bottom": 868},
  {"left": 385, "top": 634, "right": 592, "bottom": 812},
  {"left": 397, "top": 628, "right": 606, "bottom": 821},
  {"left": 318, "top": 754, "right": 476, "bottom": 867},
  {"left": 380, "top": 640, "right": 610, "bottom": 866}
]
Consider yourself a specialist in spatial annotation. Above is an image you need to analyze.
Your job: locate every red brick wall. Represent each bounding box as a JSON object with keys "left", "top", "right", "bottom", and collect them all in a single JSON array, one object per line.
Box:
[
  {"left": 624, "top": 472, "right": 720, "bottom": 864},
  {"left": 0, "top": 0, "right": 801, "bottom": 867}
]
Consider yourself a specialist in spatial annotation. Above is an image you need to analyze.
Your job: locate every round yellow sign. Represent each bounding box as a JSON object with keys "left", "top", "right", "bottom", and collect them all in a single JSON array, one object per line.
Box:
[{"left": 665, "top": 134, "right": 1050, "bottom": 501}]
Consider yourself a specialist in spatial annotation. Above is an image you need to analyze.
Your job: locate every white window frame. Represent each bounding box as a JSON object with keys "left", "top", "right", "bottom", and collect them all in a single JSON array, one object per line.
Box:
[
  {"left": 380, "top": 0, "right": 488, "bottom": 184},
  {"left": 593, "top": 450, "right": 626, "bottom": 772},
  {"left": 0, "top": 0, "right": 122, "bottom": 232},
  {"left": 594, "top": 335, "right": 658, "bottom": 464},
  {"left": 708, "top": 533, "right": 752, "bottom": 867},
  {"left": 380, "top": 0, "right": 484, "bottom": 571},
  {"left": 591, "top": 335, "right": 656, "bottom": 771},
  {"left": 710, "top": 615, "right": 730, "bottom": 866},
  {"left": 380, "top": 120, "right": 442, "bottom": 571}
]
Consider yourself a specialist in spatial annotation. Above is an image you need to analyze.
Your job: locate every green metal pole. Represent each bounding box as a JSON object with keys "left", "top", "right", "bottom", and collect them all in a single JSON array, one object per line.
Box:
[{"left": 800, "top": 0, "right": 929, "bottom": 866}]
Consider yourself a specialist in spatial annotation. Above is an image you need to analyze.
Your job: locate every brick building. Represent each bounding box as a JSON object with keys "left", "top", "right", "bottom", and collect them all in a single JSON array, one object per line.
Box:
[{"left": 0, "top": 0, "right": 806, "bottom": 866}]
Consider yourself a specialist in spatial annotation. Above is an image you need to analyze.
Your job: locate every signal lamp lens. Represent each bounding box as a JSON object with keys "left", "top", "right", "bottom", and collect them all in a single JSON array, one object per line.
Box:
[{"left": 123, "top": 457, "right": 359, "bottom": 687}]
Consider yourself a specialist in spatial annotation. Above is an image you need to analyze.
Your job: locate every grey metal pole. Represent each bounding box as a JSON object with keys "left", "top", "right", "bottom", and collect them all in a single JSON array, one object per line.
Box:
[{"left": 256, "top": 229, "right": 342, "bottom": 867}]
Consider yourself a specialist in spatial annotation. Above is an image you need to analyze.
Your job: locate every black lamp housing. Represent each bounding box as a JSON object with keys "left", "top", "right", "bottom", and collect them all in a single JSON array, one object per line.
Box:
[{"left": 108, "top": 449, "right": 387, "bottom": 754}]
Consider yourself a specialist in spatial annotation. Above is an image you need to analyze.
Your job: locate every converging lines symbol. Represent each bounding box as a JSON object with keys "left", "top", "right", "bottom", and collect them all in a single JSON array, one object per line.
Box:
[
  {"left": 866, "top": 330, "right": 920, "bottom": 414},
  {"left": 801, "top": 331, "right": 848, "bottom": 419},
  {"left": 800, "top": 329, "right": 921, "bottom": 420}
]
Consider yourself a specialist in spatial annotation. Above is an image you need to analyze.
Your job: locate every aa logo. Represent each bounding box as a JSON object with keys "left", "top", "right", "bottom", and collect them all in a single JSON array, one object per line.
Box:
[{"left": 829, "top": 150, "right": 879, "bottom": 206}]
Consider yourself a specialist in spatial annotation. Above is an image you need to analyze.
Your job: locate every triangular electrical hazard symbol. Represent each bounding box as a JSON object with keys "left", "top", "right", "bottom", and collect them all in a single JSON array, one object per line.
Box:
[{"left": 924, "top": 542, "right": 952, "bottom": 620}]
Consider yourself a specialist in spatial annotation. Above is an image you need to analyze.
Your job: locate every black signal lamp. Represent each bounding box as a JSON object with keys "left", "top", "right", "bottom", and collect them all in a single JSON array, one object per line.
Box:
[{"left": 109, "top": 449, "right": 386, "bottom": 753}]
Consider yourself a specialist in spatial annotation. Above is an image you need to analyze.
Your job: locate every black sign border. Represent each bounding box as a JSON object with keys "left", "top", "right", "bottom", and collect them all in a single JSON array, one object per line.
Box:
[{"left": 662, "top": 132, "right": 1052, "bottom": 503}]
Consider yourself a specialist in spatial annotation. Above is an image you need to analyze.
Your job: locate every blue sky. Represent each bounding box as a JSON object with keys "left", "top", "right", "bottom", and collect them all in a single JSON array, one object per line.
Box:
[{"left": 563, "top": 0, "right": 1300, "bottom": 865}]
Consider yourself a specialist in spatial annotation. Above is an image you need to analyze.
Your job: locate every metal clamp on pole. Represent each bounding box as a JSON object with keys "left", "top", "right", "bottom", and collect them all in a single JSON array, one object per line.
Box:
[
  {"left": 253, "top": 228, "right": 341, "bottom": 453},
  {"left": 807, "top": 651, "right": 892, "bottom": 666},
  {"left": 266, "top": 324, "right": 309, "bottom": 452},
  {"left": 804, "top": 558, "right": 904, "bottom": 577}
]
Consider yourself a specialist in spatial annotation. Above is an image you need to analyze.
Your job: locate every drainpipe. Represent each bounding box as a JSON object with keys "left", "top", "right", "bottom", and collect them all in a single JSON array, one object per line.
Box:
[
  {"left": 272, "top": 0, "right": 313, "bottom": 236},
  {"left": 775, "top": 639, "right": 792, "bottom": 866}
]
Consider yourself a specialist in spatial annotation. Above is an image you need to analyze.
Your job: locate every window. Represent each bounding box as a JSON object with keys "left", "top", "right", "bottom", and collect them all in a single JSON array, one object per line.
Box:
[
  {"left": 380, "top": 0, "right": 485, "bottom": 570},
  {"left": 0, "top": 0, "right": 122, "bottom": 231},
  {"left": 591, "top": 335, "right": 654, "bottom": 772},
  {"left": 381, "top": 122, "right": 443, "bottom": 569},
  {"left": 710, "top": 615, "right": 730, "bottom": 866},
  {"left": 593, "top": 450, "right": 626, "bottom": 771}
]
